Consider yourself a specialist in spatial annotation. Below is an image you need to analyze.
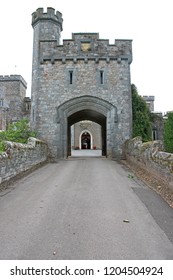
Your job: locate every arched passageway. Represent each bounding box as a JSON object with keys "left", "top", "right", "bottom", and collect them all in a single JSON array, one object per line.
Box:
[
  {"left": 68, "top": 109, "right": 106, "bottom": 156},
  {"left": 56, "top": 95, "right": 118, "bottom": 159}
]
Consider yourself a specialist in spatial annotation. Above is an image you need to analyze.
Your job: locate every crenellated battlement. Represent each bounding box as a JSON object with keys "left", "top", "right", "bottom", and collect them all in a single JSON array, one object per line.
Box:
[
  {"left": 142, "top": 95, "right": 155, "bottom": 101},
  {"left": 32, "top": 7, "right": 63, "bottom": 30},
  {"left": 0, "top": 75, "right": 27, "bottom": 88},
  {"left": 31, "top": 8, "right": 132, "bottom": 64},
  {"left": 72, "top": 33, "right": 100, "bottom": 41},
  {"left": 39, "top": 32, "right": 132, "bottom": 64}
]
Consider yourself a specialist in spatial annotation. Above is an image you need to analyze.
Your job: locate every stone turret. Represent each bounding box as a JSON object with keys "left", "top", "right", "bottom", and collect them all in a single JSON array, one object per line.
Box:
[
  {"left": 142, "top": 95, "right": 155, "bottom": 112},
  {"left": 31, "top": 7, "right": 63, "bottom": 73},
  {"left": 32, "top": 7, "right": 63, "bottom": 42},
  {"left": 31, "top": 8, "right": 63, "bottom": 131}
]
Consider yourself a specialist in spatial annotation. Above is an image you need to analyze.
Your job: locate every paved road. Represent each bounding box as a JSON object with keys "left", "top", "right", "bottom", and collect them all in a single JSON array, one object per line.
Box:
[
  {"left": 0, "top": 157, "right": 173, "bottom": 260},
  {"left": 71, "top": 149, "right": 102, "bottom": 157}
]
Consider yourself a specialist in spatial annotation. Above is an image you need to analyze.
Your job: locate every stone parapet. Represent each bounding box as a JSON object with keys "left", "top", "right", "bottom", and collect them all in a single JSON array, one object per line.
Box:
[
  {"left": 39, "top": 32, "right": 132, "bottom": 65},
  {"left": 124, "top": 137, "right": 173, "bottom": 192},
  {"left": 0, "top": 137, "right": 48, "bottom": 184},
  {"left": 32, "top": 7, "right": 63, "bottom": 30},
  {"left": 0, "top": 75, "right": 27, "bottom": 89}
]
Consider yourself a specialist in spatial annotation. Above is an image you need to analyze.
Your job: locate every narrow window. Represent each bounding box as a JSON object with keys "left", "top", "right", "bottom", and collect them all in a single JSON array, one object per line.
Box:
[
  {"left": 0, "top": 99, "right": 4, "bottom": 107},
  {"left": 100, "top": 70, "right": 104, "bottom": 84},
  {"left": 69, "top": 71, "right": 73, "bottom": 84},
  {"left": 152, "top": 129, "right": 158, "bottom": 140},
  {"left": 32, "top": 109, "right": 35, "bottom": 121}
]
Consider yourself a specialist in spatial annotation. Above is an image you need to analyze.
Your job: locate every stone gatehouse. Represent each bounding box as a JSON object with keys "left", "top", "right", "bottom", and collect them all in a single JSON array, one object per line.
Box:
[{"left": 31, "top": 7, "right": 133, "bottom": 160}]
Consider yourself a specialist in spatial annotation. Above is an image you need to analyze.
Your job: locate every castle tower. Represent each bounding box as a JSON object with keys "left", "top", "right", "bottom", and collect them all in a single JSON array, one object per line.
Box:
[
  {"left": 31, "top": 8, "right": 63, "bottom": 130},
  {"left": 32, "top": 7, "right": 63, "bottom": 42},
  {"left": 142, "top": 95, "right": 155, "bottom": 112},
  {"left": 0, "top": 75, "right": 27, "bottom": 130}
]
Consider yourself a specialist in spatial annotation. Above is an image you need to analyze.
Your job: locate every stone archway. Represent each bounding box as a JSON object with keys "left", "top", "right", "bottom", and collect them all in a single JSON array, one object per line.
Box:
[
  {"left": 56, "top": 95, "right": 118, "bottom": 158},
  {"left": 68, "top": 108, "right": 106, "bottom": 156},
  {"left": 79, "top": 130, "right": 93, "bottom": 149}
]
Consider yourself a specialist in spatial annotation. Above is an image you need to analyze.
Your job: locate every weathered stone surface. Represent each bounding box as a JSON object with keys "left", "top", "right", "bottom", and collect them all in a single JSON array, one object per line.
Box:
[
  {"left": 0, "top": 138, "right": 48, "bottom": 184},
  {"left": 31, "top": 7, "right": 133, "bottom": 160},
  {"left": 124, "top": 137, "right": 173, "bottom": 193},
  {"left": 0, "top": 75, "right": 28, "bottom": 130}
]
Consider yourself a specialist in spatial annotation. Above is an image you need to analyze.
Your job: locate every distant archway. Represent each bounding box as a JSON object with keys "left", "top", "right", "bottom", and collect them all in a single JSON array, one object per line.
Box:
[{"left": 79, "top": 130, "right": 93, "bottom": 149}]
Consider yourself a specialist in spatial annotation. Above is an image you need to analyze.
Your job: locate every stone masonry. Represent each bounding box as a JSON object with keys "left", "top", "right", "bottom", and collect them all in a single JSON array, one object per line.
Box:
[
  {"left": 0, "top": 75, "right": 29, "bottom": 130},
  {"left": 0, "top": 137, "right": 48, "bottom": 184},
  {"left": 142, "top": 95, "right": 155, "bottom": 112},
  {"left": 31, "top": 7, "right": 133, "bottom": 160},
  {"left": 124, "top": 137, "right": 173, "bottom": 193}
]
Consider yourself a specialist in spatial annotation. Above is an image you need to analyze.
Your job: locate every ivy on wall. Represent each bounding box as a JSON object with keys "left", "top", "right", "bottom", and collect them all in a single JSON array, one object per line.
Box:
[
  {"left": 164, "top": 112, "right": 173, "bottom": 153},
  {"left": 131, "top": 84, "right": 152, "bottom": 142}
]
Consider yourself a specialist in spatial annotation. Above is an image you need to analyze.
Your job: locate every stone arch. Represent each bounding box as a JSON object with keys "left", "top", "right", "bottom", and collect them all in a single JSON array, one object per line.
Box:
[
  {"left": 79, "top": 129, "right": 93, "bottom": 149},
  {"left": 56, "top": 95, "right": 118, "bottom": 158}
]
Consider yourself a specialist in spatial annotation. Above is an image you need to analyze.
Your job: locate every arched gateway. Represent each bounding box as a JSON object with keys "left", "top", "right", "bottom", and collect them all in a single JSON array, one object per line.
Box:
[
  {"left": 31, "top": 7, "right": 133, "bottom": 160},
  {"left": 57, "top": 96, "right": 117, "bottom": 158}
]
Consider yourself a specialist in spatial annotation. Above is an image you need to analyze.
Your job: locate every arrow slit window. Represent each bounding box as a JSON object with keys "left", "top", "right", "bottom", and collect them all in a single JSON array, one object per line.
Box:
[
  {"left": 69, "top": 71, "right": 73, "bottom": 84},
  {"left": 100, "top": 70, "right": 104, "bottom": 84},
  {"left": 0, "top": 99, "right": 4, "bottom": 107}
]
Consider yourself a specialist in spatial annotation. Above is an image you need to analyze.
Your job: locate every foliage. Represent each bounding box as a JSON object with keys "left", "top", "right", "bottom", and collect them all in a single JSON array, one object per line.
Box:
[
  {"left": 0, "top": 119, "right": 37, "bottom": 152},
  {"left": 0, "top": 141, "right": 6, "bottom": 153},
  {"left": 131, "top": 84, "right": 152, "bottom": 142},
  {"left": 163, "top": 112, "right": 173, "bottom": 153}
]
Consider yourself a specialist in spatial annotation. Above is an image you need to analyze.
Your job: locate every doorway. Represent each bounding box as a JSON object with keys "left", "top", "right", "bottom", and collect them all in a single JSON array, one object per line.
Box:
[{"left": 81, "top": 131, "right": 91, "bottom": 149}]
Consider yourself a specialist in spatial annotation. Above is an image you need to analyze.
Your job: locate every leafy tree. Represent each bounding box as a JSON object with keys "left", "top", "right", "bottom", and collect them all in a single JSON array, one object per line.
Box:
[
  {"left": 131, "top": 84, "right": 152, "bottom": 141},
  {"left": 163, "top": 112, "right": 173, "bottom": 153},
  {"left": 0, "top": 119, "right": 37, "bottom": 152}
]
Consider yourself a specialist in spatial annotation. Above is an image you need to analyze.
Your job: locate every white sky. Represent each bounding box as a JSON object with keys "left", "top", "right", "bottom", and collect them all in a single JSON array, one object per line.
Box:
[{"left": 0, "top": 0, "right": 172, "bottom": 113}]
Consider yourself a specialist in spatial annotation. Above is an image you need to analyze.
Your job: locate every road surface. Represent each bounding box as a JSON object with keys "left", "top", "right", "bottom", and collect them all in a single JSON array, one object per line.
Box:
[{"left": 0, "top": 157, "right": 173, "bottom": 259}]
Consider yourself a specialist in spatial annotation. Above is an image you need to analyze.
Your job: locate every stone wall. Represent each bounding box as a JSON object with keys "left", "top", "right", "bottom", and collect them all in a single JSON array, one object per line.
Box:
[
  {"left": 124, "top": 137, "right": 173, "bottom": 192},
  {"left": 0, "top": 137, "right": 48, "bottom": 184}
]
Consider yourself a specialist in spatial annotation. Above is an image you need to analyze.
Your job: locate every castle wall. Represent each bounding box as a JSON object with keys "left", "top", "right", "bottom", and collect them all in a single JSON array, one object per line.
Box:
[{"left": 31, "top": 55, "right": 132, "bottom": 159}]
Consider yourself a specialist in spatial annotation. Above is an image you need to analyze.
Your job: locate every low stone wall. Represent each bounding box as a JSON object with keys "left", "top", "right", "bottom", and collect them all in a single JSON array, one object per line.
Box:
[
  {"left": 0, "top": 137, "right": 48, "bottom": 184},
  {"left": 124, "top": 137, "right": 173, "bottom": 192}
]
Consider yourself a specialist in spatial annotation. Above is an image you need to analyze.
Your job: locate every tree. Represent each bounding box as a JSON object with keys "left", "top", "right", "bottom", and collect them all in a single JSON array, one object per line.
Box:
[
  {"left": 163, "top": 112, "right": 173, "bottom": 153},
  {"left": 131, "top": 84, "right": 152, "bottom": 141}
]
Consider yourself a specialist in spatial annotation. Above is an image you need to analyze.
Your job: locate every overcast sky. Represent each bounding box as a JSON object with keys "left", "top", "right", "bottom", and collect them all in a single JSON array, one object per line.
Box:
[{"left": 0, "top": 0, "right": 172, "bottom": 113}]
